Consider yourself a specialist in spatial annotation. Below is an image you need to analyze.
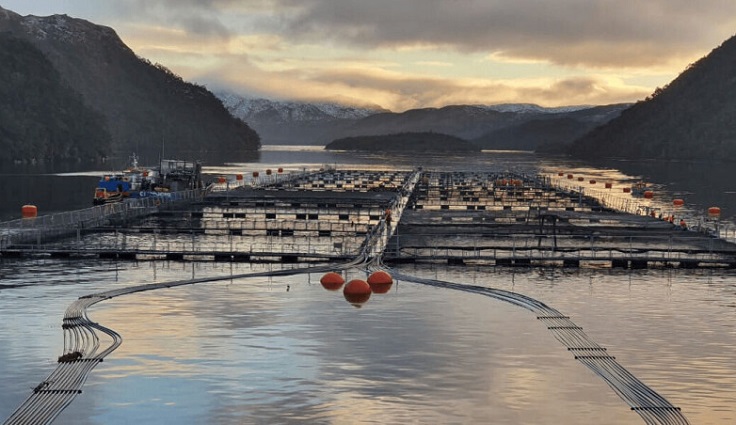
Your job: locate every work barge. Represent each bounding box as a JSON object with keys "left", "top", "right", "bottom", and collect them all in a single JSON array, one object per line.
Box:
[{"left": 2, "top": 168, "right": 735, "bottom": 269}]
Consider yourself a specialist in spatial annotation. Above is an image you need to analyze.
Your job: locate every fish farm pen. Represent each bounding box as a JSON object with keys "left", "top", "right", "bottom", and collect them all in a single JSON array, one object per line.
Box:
[
  {"left": 2, "top": 166, "right": 710, "bottom": 425},
  {"left": 1, "top": 168, "right": 735, "bottom": 269}
]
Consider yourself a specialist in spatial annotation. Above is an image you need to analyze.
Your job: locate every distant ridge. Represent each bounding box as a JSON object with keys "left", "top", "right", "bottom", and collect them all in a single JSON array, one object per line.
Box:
[
  {"left": 0, "top": 6, "right": 259, "bottom": 162},
  {"left": 570, "top": 34, "right": 736, "bottom": 160},
  {"left": 325, "top": 132, "right": 480, "bottom": 152},
  {"left": 219, "top": 90, "right": 627, "bottom": 149}
]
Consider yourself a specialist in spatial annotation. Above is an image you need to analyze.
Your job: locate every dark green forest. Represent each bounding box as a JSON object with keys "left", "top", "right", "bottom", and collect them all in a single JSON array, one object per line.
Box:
[
  {"left": 0, "top": 33, "right": 111, "bottom": 162},
  {"left": 570, "top": 35, "right": 736, "bottom": 160}
]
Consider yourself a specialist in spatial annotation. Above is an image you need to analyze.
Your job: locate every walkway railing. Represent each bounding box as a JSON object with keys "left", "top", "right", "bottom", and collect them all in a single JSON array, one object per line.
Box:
[{"left": 0, "top": 188, "right": 207, "bottom": 250}]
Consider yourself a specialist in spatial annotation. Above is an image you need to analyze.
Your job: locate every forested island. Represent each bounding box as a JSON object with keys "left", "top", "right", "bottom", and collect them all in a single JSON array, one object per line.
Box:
[{"left": 325, "top": 132, "right": 480, "bottom": 152}]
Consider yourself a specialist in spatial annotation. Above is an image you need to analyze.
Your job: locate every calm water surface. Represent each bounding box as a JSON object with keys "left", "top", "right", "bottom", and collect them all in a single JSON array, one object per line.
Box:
[
  {"left": 1, "top": 147, "right": 736, "bottom": 424},
  {"left": 1, "top": 261, "right": 735, "bottom": 424}
]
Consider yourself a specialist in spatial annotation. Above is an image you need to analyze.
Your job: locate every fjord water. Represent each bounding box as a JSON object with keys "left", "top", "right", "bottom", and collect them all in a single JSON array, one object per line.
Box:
[{"left": 1, "top": 147, "right": 736, "bottom": 424}]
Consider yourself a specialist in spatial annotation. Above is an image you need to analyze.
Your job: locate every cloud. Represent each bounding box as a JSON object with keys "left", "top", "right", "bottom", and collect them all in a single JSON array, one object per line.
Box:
[
  {"left": 264, "top": 0, "right": 736, "bottom": 68},
  {"left": 6, "top": 0, "right": 732, "bottom": 109},
  {"left": 197, "top": 55, "right": 648, "bottom": 111}
]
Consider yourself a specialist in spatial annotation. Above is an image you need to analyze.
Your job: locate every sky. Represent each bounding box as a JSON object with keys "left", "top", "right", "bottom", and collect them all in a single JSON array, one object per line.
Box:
[{"left": 3, "top": 0, "right": 736, "bottom": 112}]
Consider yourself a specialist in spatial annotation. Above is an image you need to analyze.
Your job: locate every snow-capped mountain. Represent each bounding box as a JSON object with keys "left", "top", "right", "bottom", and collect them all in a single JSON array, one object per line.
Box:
[
  {"left": 216, "top": 92, "right": 387, "bottom": 123},
  {"left": 216, "top": 90, "right": 628, "bottom": 148}
]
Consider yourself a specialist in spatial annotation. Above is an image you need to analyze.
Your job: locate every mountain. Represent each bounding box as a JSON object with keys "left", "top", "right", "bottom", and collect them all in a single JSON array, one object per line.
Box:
[
  {"left": 217, "top": 92, "right": 386, "bottom": 145},
  {"left": 219, "top": 91, "right": 626, "bottom": 149},
  {"left": 475, "top": 104, "right": 629, "bottom": 151},
  {"left": 0, "top": 32, "right": 111, "bottom": 162},
  {"left": 570, "top": 34, "right": 736, "bottom": 160},
  {"left": 0, "top": 6, "right": 259, "bottom": 163},
  {"left": 325, "top": 132, "right": 481, "bottom": 152}
]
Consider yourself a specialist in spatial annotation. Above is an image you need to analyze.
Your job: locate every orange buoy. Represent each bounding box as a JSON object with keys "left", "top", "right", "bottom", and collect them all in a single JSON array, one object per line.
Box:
[
  {"left": 708, "top": 207, "right": 721, "bottom": 216},
  {"left": 673, "top": 199, "right": 685, "bottom": 207},
  {"left": 266, "top": 169, "right": 272, "bottom": 175},
  {"left": 577, "top": 177, "right": 584, "bottom": 182},
  {"left": 278, "top": 167, "right": 284, "bottom": 173},
  {"left": 143, "top": 171, "right": 149, "bottom": 177},
  {"left": 21, "top": 204, "right": 38, "bottom": 218},
  {"left": 605, "top": 182, "right": 612, "bottom": 189},
  {"left": 589, "top": 180, "right": 596, "bottom": 184},
  {"left": 343, "top": 279, "right": 371, "bottom": 306},
  {"left": 623, "top": 187, "right": 631, "bottom": 193},
  {"left": 367, "top": 271, "right": 393, "bottom": 294},
  {"left": 557, "top": 172, "right": 564, "bottom": 176},
  {"left": 320, "top": 272, "right": 345, "bottom": 291},
  {"left": 644, "top": 191, "right": 654, "bottom": 199},
  {"left": 567, "top": 174, "right": 574, "bottom": 179},
  {"left": 252, "top": 171, "right": 259, "bottom": 178},
  {"left": 217, "top": 176, "right": 226, "bottom": 184},
  {"left": 236, "top": 174, "right": 243, "bottom": 181}
]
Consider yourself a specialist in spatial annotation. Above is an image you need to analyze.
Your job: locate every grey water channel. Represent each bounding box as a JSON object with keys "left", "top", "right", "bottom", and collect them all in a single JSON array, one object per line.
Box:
[{"left": 1, "top": 147, "right": 736, "bottom": 424}]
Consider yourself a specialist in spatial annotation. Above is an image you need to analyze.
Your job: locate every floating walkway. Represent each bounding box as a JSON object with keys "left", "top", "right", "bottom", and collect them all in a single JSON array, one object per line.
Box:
[{"left": 2, "top": 168, "right": 733, "bottom": 269}]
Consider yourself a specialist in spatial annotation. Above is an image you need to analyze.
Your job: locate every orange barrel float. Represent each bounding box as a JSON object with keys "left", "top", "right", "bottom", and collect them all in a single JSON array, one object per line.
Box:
[
  {"left": 22, "top": 204, "right": 38, "bottom": 218},
  {"left": 708, "top": 206, "right": 721, "bottom": 216},
  {"left": 367, "top": 271, "right": 393, "bottom": 294},
  {"left": 558, "top": 172, "right": 564, "bottom": 176},
  {"left": 623, "top": 187, "right": 631, "bottom": 193},
  {"left": 673, "top": 199, "right": 685, "bottom": 207},
  {"left": 577, "top": 177, "right": 584, "bottom": 182},
  {"left": 236, "top": 174, "right": 243, "bottom": 181},
  {"left": 278, "top": 167, "right": 284, "bottom": 173},
  {"left": 252, "top": 171, "right": 259, "bottom": 178},
  {"left": 266, "top": 169, "right": 272, "bottom": 175},
  {"left": 343, "top": 279, "right": 371, "bottom": 307},
  {"left": 644, "top": 190, "right": 654, "bottom": 199},
  {"left": 217, "top": 176, "right": 226, "bottom": 183},
  {"left": 567, "top": 174, "right": 574, "bottom": 179},
  {"left": 605, "top": 182, "right": 613, "bottom": 189},
  {"left": 589, "top": 180, "right": 596, "bottom": 184},
  {"left": 320, "top": 272, "right": 345, "bottom": 291}
]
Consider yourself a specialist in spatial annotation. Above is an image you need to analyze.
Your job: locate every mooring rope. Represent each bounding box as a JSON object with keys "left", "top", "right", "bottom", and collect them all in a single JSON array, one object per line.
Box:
[
  {"left": 2, "top": 255, "right": 367, "bottom": 425},
  {"left": 388, "top": 269, "right": 690, "bottom": 425}
]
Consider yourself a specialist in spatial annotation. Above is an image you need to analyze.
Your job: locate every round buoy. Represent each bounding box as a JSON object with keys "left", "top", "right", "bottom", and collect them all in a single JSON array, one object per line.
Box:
[
  {"left": 343, "top": 279, "right": 371, "bottom": 306},
  {"left": 21, "top": 204, "right": 38, "bottom": 218},
  {"left": 708, "top": 207, "right": 721, "bottom": 216},
  {"left": 217, "top": 176, "right": 226, "bottom": 184},
  {"left": 557, "top": 172, "right": 564, "bottom": 176},
  {"left": 320, "top": 272, "right": 345, "bottom": 291},
  {"left": 266, "top": 169, "right": 272, "bottom": 175},
  {"left": 623, "top": 187, "right": 631, "bottom": 193},
  {"left": 567, "top": 174, "right": 574, "bottom": 179},
  {"left": 589, "top": 180, "right": 596, "bottom": 184},
  {"left": 673, "top": 199, "right": 685, "bottom": 207},
  {"left": 577, "top": 177, "right": 584, "bottom": 182},
  {"left": 367, "top": 271, "right": 393, "bottom": 294},
  {"left": 252, "top": 171, "right": 259, "bottom": 178},
  {"left": 644, "top": 191, "right": 654, "bottom": 199},
  {"left": 605, "top": 182, "right": 612, "bottom": 189},
  {"left": 278, "top": 167, "right": 284, "bottom": 173},
  {"left": 236, "top": 174, "right": 243, "bottom": 181}
]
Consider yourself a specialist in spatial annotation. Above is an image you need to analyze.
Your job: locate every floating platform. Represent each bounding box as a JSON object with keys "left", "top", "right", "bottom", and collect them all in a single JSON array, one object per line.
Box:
[{"left": 2, "top": 168, "right": 735, "bottom": 268}]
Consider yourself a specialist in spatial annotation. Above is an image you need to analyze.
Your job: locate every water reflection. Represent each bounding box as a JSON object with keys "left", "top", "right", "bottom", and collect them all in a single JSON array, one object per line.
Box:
[{"left": 2, "top": 260, "right": 736, "bottom": 424}]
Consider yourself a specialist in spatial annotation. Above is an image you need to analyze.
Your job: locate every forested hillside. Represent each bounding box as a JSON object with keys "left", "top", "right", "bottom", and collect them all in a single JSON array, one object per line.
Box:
[
  {"left": 0, "top": 34, "right": 110, "bottom": 162},
  {"left": 571, "top": 34, "right": 736, "bottom": 160}
]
